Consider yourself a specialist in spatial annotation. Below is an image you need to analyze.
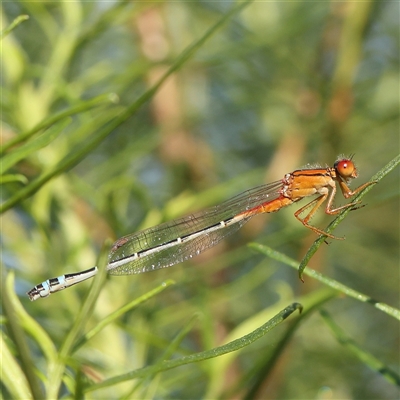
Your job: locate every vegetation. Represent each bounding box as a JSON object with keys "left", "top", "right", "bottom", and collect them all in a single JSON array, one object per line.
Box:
[{"left": 2, "top": 2, "right": 399, "bottom": 399}]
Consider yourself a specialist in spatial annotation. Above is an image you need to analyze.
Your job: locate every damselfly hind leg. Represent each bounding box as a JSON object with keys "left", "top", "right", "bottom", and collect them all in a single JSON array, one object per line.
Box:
[{"left": 294, "top": 195, "right": 344, "bottom": 240}]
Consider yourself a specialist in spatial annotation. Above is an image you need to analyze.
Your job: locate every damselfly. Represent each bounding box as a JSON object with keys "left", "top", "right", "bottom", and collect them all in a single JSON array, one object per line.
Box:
[{"left": 27, "top": 156, "right": 375, "bottom": 301}]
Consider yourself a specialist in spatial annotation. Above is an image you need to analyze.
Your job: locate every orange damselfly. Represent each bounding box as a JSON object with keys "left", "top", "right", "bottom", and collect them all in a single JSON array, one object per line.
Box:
[{"left": 27, "top": 156, "right": 375, "bottom": 301}]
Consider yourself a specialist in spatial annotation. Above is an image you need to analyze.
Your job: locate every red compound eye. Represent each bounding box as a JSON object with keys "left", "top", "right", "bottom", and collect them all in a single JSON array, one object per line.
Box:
[{"left": 335, "top": 159, "right": 357, "bottom": 178}]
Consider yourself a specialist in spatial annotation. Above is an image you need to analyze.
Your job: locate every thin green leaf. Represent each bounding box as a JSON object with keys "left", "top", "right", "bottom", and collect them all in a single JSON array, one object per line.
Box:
[
  {"left": 2, "top": 272, "right": 44, "bottom": 399},
  {"left": 0, "top": 0, "right": 254, "bottom": 214},
  {"left": 250, "top": 244, "right": 400, "bottom": 321},
  {"left": 85, "top": 303, "right": 302, "bottom": 393},
  {"left": 4, "top": 277, "right": 57, "bottom": 364},
  {"left": 129, "top": 314, "right": 200, "bottom": 399},
  {"left": 0, "top": 108, "right": 121, "bottom": 214},
  {"left": 1, "top": 119, "right": 71, "bottom": 173},
  {"left": 45, "top": 241, "right": 110, "bottom": 400},
  {"left": 0, "top": 333, "right": 32, "bottom": 399},
  {"left": 1, "top": 93, "right": 118, "bottom": 153},
  {"left": 72, "top": 279, "right": 176, "bottom": 353},
  {"left": 242, "top": 289, "right": 337, "bottom": 400},
  {"left": 1, "top": 15, "right": 29, "bottom": 40},
  {"left": 320, "top": 310, "right": 400, "bottom": 386},
  {"left": 0, "top": 174, "right": 29, "bottom": 184}
]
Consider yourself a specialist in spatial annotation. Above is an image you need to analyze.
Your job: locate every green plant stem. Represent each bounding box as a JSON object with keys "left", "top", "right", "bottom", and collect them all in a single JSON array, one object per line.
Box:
[
  {"left": 71, "top": 280, "right": 175, "bottom": 353},
  {"left": 251, "top": 244, "right": 400, "bottom": 321},
  {"left": 45, "top": 242, "right": 109, "bottom": 399},
  {"left": 0, "top": 0, "right": 254, "bottom": 214},
  {"left": 2, "top": 273, "right": 44, "bottom": 399},
  {"left": 1, "top": 15, "right": 29, "bottom": 39},
  {"left": 1, "top": 93, "right": 118, "bottom": 154},
  {"left": 320, "top": 310, "right": 400, "bottom": 386},
  {"left": 86, "top": 303, "right": 302, "bottom": 393},
  {"left": 242, "top": 289, "right": 336, "bottom": 399}
]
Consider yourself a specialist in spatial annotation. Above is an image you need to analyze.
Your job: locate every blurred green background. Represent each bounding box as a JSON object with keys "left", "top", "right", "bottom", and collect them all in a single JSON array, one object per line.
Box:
[{"left": 1, "top": 1, "right": 399, "bottom": 399}]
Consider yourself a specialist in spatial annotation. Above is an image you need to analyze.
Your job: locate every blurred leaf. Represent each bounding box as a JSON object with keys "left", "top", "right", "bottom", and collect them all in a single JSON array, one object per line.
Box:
[
  {"left": 0, "top": 14, "right": 29, "bottom": 39},
  {"left": 1, "top": 93, "right": 119, "bottom": 153},
  {"left": 320, "top": 309, "right": 400, "bottom": 386},
  {"left": 1, "top": 119, "right": 71, "bottom": 173},
  {"left": 0, "top": 174, "right": 28, "bottom": 184},
  {"left": 251, "top": 243, "right": 400, "bottom": 321},
  {"left": 45, "top": 241, "right": 110, "bottom": 400},
  {"left": 206, "top": 288, "right": 336, "bottom": 398},
  {"left": 0, "top": 333, "right": 32, "bottom": 400},
  {"left": 72, "top": 279, "right": 175, "bottom": 352},
  {"left": 86, "top": 303, "right": 303, "bottom": 393},
  {"left": 2, "top": 272, "right": 44, "bottom": 399}
]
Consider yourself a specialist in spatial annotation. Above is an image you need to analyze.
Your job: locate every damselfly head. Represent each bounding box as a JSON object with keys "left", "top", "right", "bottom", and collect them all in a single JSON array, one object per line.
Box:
[{"left": 334, "top": 157, "right": 358, "bottom": 180}]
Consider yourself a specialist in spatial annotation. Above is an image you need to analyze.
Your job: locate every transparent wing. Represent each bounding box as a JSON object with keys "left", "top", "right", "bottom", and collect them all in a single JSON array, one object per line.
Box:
[{"left": 107, "top": 180, "right": 283, "bottom": 275}]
